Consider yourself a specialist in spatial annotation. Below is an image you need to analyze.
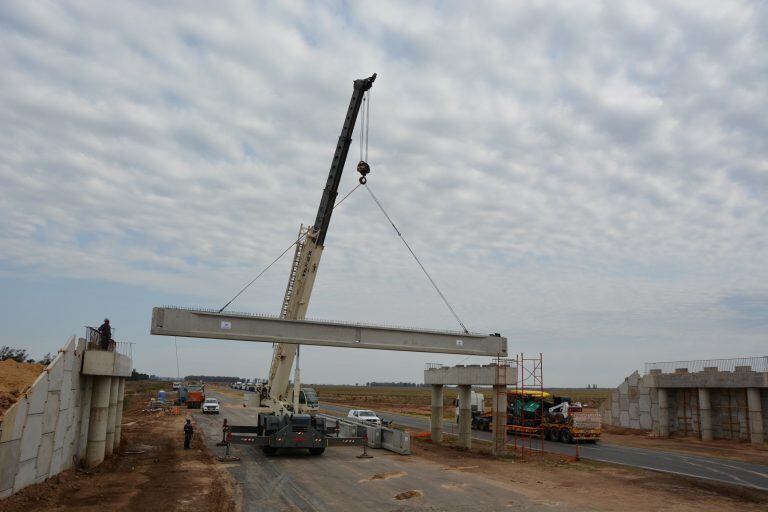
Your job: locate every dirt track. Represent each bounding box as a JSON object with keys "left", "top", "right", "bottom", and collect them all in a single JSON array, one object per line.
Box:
[
  {"left": 0, "top": 383, "right": 236, "bottom": 512},
  {"left": 208, "top": 386, "right": 768, "bottom": 511},
  {"left": 412, "top": 436, "right": 768, "bottom": 512}
]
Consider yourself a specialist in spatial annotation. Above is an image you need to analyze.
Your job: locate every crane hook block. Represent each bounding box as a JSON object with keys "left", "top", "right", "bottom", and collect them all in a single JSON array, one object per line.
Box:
[{"left": 357, "top": 160, "right": 371, "bottom": 184}]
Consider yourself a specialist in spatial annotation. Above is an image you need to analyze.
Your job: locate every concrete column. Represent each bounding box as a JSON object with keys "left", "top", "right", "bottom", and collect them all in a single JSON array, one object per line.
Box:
[
  {"left": 458, "top": 385, "right": 472, "bottom": 449},
  {"left": 77, "top": 375, "right": 93, "bottom": 462},
  {"left": 492, "top": 385, "right": 506, "bottom": 455},
  {"left": 657, "top": 388, "right": 669, "bottom": 437},
  {"left": 113, "top": 378, "right": 126, "bottom": 452},
  {"left": 430, "top": 385, "right": 444, "bottom": 444},
  {"left": 698, "top": 388, "right": 712, "bottom": 441},
  {"left": 85, "top": 376, "right": 111, "bottom": 468},
  {"left": 747, "top": 388, "right": 764, "bottom": 445},
  {"left": 105, "top": 377, "right": 119, "bottom": 456}
]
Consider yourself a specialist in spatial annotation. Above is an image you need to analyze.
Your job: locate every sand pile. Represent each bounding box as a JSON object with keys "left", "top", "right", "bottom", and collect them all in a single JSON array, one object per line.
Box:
[{"left": 0, "top": 359, "right": 44, "bottom": 421}]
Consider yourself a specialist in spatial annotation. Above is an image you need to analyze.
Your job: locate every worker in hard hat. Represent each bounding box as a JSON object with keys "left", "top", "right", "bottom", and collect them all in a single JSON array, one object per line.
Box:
[
  {"left": 184, "top": 419, "right": 194, "bottom": 449},
  {"left": 98, "top": 318, "right": 111, "bottom": 350}
]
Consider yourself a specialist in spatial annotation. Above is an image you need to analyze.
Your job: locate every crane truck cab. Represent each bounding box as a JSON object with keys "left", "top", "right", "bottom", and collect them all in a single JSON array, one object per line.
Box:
[
  {"left": 298, "top": 387, "right": 319, "bottom": 414},
  {"left": 453, "top": 390, "right": 485, "bottom": 424}
]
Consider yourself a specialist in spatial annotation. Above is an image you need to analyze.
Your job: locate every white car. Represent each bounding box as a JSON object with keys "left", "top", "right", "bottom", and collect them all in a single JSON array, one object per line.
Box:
[
  {"left": 348, "top": 409, "right": 382, "bottom": 425},
  {"left": 202, "top": 398, "right": 220, "bottom": 414}
]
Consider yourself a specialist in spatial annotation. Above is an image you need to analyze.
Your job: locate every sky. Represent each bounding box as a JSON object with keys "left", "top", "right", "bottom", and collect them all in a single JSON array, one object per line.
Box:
[{"left": 0, "top": 1, "right": 766, "bottom": 387}]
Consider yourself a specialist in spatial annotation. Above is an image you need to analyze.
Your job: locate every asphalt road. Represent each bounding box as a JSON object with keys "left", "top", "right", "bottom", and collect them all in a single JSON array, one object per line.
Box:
[
  {"left": 321, "top": 403, "right": 768, "bottom": 491},
  {"left": 195, "top": 390, "right": 576, "bottom": 511}
]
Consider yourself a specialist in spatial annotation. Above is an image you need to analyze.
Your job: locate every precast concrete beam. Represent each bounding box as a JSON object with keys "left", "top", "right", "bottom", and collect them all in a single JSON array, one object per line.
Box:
[
  {"left": 431, "top": 385, "right": 444, "bottom": 444},
  {"left": 747, "top": 388, "right": 764, "bottom": 445},
  {"left": 698, "top": 388, "right": 712, "bottom": 441},
  {"left": 458, "top": 385, "right": 472, "bottom": 449},
  {"left": 114, "top": 378, "right": 125, "bottom": 452},
  {"left": 425, "top": 364, "right": 516, "bottom": 386},
  {"left": 85, "top": 376, "right": 111, "bottom": 468},
  {"left": 151, "top": 307, "right": 507, "bottom": 356}
]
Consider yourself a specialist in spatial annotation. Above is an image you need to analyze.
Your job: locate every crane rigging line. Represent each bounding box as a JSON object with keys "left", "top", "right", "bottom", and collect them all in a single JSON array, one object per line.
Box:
[
  {"left": 217, "top": 183, "right": 362, "bottom": 313},
  {"left": 359, "top": 91, "right": 371, "bottom": 163},
  {"left": 363, "top": 183, "right": 470, "bottom": 334}
]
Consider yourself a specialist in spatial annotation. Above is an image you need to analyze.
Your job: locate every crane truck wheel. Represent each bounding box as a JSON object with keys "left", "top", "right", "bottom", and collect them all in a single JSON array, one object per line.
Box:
[
  {"left": 560, "top": 428, "right": 573, "bottom": 443},
  {"left": 262, "top": 446, "right": 278, "bottom": 456},
  {"left": 548, "top": 428, "right": 560, "bottom": 442},
  {"left": 308, "top": 447, "right": 325, "bottom": 455}
]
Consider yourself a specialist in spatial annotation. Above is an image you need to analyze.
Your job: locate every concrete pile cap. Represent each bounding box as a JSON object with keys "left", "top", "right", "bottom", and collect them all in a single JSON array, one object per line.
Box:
[
  {"left": 424, "top": 364, "right": 516, "bottom": 385},
  {"left": 645, "top": 368, "right": 768, "bottom": 388}
]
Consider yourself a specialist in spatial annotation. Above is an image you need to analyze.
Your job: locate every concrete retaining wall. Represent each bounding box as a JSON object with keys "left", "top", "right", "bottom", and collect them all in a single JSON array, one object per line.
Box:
[
  {"left": 0, "top": 336, "right": 89, "bottom": 498},
  {"left": 601, "top": 369, "right": 768, "bottom": 442}
]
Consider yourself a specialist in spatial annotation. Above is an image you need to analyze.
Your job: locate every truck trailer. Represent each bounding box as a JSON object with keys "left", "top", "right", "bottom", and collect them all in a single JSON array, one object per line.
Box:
[{"left": 474, "top": 390, "right": 602, "bottom": 443}]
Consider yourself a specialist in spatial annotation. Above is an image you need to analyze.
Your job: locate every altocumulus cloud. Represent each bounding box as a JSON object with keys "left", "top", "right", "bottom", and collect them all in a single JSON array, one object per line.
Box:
[{"left": 0, "top": 1, "right": 766, "bottom": 385}]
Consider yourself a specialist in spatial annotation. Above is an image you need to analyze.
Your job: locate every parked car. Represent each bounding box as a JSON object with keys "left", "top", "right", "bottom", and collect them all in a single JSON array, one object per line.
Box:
[
  {"left": 202, "top": 398, "right": 220, "bottom": 414},
  {"left": 347, "top": 409, "right": 382, "bottom": 425}
]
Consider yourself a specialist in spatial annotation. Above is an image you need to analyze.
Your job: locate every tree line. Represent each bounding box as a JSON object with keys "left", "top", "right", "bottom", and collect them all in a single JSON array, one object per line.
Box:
[
  {"left": 0, "top": 346, "right": 54, "bottom": 366},
  {"left": 365, "top": 382, "right": 427, "bottom": 387}
]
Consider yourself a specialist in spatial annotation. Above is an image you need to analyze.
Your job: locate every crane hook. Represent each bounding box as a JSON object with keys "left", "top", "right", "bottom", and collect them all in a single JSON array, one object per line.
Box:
[{"left": 357, "top": 160, "right": 370, "bottom": 184}]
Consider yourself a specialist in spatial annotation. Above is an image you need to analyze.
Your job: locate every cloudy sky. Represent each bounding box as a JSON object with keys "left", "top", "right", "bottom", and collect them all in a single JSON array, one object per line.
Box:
[{"left": 1, "top": 1, "right": 766, "bottom": 387}]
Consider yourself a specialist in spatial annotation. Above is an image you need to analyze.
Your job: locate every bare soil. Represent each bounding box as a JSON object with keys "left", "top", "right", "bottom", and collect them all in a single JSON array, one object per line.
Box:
[
  {"left": 412, "top": 436, "right": 768, "bottom": 511},
  {"left": 0, "top": 359, "right": 44, "bottom": 421},
  {"left": 0, "top": 381, "right": 237, "bottom": 512}
]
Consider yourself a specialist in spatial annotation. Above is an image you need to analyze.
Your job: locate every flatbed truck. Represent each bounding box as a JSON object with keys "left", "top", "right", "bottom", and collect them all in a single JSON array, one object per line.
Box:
[{"left": 474, "top": 391, "right": 601, "bottom": 443}]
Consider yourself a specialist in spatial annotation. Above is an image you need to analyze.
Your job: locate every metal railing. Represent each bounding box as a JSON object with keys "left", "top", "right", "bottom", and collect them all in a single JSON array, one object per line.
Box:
[
  {"left": 644, "top": 356, "right": 768, "bottom": 374},
  {"left": 425, "top": 362, "right": 446, "bottom": 370},
  {"left": 84, "top": 326, "right": 134, "bottom": 359}
]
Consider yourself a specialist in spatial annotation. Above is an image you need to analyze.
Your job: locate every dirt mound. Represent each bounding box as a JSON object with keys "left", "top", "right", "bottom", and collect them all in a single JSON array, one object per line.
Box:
[
  {"left": 0, "top": 359, "right": 44, "bottom": 420},
  {"left": 0, "top": 381, "right": 236, "bottom": 512}
]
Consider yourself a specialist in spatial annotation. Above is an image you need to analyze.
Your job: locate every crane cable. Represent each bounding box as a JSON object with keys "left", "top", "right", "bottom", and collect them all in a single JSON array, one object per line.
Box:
[
  {"left": 217, "top": 183, "right": 362, "bottom": 312},
  {"left": 360, "top": 90, "right": 469, "bottom": 334},
  {"left": 222, "top": 88, "right": 471, "bottom": 336},
  {"left": 363, "top": 183, "right": 470, "bottom": 334},
  {"left": 359, "top": 90, "right": 370, "bottom": 163}
]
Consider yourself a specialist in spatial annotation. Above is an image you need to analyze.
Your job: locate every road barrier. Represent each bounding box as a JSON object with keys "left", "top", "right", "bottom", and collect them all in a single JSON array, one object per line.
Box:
[{"left": 318, "top": 414, "right": 410, "bottom": 455}]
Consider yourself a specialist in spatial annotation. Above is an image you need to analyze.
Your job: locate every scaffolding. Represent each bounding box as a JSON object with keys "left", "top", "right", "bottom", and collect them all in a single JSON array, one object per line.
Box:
[{"left": 510, "top": 353, "right": 544, "bottom": 459}]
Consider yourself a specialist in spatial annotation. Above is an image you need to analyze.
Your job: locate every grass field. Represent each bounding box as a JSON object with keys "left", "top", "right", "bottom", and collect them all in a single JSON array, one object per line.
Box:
[{"left": 314, "top": 385, "right": 611, "bottom": 417}]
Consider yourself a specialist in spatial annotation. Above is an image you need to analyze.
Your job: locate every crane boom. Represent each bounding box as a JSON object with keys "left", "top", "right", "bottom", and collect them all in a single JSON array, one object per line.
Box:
[
  {"left": 265, "top": 74, "right": 377, "bottom": 413},
  {"left": 313, "top": 73, "right": 376, "bottom": 245}
]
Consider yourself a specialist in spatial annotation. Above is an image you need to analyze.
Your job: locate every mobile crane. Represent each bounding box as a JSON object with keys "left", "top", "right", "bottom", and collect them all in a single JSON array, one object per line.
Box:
[{"left": 228, "top": 73, "right": 377, "bottom": 455}]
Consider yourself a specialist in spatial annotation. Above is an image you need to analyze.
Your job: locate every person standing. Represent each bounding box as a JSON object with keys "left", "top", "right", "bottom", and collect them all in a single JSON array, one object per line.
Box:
[
  {"left": 184, "top": 419, "right": 194, "bottom": 449},
  {"left": 98, "top": 318, "right": 111, "bottom": 350}
]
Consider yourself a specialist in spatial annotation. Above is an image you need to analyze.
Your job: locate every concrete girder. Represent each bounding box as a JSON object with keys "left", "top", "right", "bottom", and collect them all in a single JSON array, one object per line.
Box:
[{"left": 151, "top": 307, "right": 507, "bottom": 356}]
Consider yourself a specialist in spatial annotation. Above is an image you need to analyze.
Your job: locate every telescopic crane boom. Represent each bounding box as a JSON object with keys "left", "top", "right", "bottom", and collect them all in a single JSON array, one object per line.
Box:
[{"left": 260, "top": 73, "right": 376, "bottom": 417}]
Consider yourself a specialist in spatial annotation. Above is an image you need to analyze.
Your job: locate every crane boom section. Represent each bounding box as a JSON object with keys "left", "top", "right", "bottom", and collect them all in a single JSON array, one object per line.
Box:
[
  {"left": 268, "top": 227, "right": 323, "bottom": 402},
  {"left": 266, "top": 74, "right": 376, "bottom": 405},
  {"left": 313, "top": 73, "right": 376, "bottom": 246}
]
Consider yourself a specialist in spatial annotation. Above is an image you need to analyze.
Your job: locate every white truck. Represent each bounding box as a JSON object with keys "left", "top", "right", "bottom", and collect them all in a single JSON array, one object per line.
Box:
[{"left": 454, "top": 390, "right": 485, "bottom": 422}]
